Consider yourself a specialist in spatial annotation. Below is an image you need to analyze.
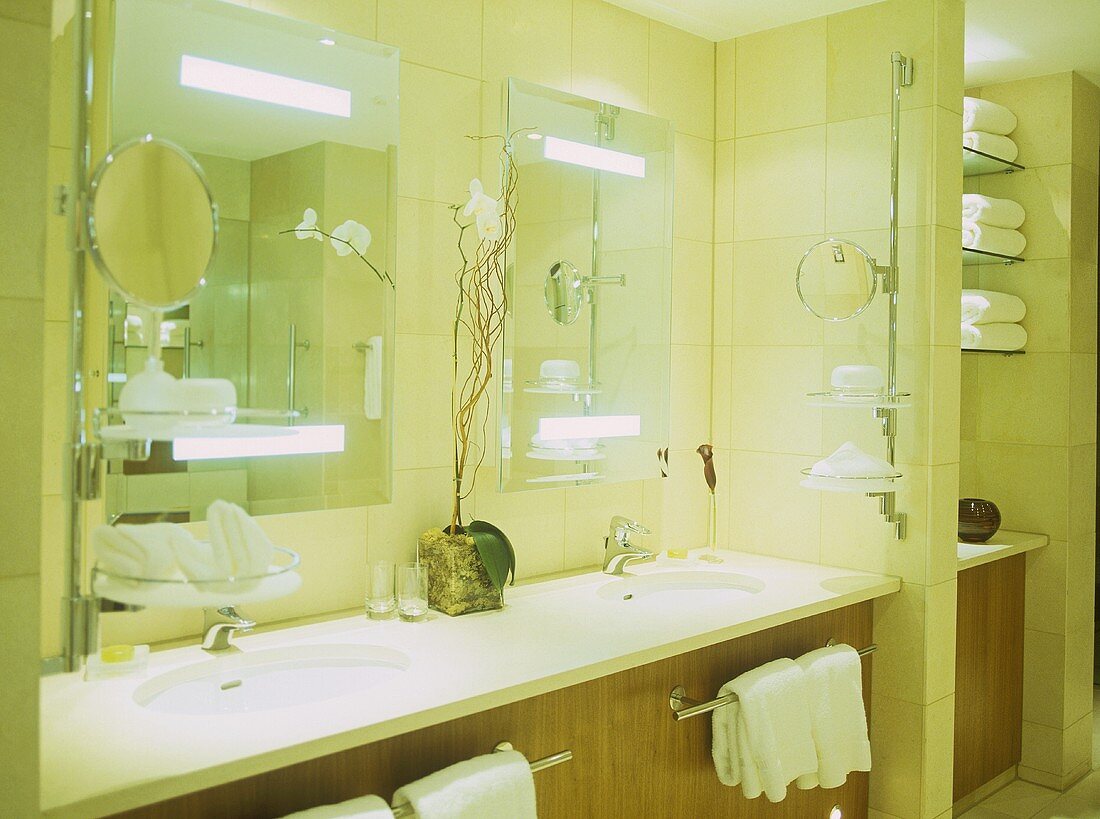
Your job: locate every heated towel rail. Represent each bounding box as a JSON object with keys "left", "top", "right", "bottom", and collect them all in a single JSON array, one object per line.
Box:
[
  {"left": 390, "top": 742, "right": 573, "bottom": 818},
  {"left": 668, "top": 642, "right": 878, "bottom": 721}
]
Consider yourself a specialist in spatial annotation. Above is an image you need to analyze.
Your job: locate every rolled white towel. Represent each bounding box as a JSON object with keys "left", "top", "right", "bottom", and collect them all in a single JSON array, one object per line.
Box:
[
  {"left": 961, "top": 322, "right": 1027, "bottom": 351},
  {"left": 282, "top": 795, "right": 394, "bottom": 818},
  {"left": 961, "top": 194, "right": 1025, "bottom": 229},
  {"left": 962, "top": 220, "right": 1026, "bottom": 258},
  {"left": 391, "top": 750, "right": 536, "bottom": 819},
  {"left": 712, "top": 690, "right": 743, "bottom": 787},
  {"left": 811, "top": 441, "right": 897, "bottom": 479},
  {"left": 207, "top": 500, "right": 275, "bottom": 579},
  {"left": 963, "top": 96, "right": 1017, "bottom": 135},
  {"left": 171, "top": 535, "right": 225, "bottom": 583},
  {"left": 963, "top": 131, "right": 1019, "bottom": 162},
  {"left": 92, "top": 523, "right": 180, "bottom": 580},
  {"left": 962, "top": 289, "right": 1026, "bottom": 325}
]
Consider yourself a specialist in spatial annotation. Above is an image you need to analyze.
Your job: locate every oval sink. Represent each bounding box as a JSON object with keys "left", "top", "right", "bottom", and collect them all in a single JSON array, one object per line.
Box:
[
  {"left": 597, "top": 571, "right": 764, "bottom": 602},
  {"left": 133, "top": 644, "right": 409, "bottom": 715}
]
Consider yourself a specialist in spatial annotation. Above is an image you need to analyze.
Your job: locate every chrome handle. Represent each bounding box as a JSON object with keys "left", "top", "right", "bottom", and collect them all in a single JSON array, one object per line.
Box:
[{"left": 287, "top": 323, "right": 311, "bottom": 424}]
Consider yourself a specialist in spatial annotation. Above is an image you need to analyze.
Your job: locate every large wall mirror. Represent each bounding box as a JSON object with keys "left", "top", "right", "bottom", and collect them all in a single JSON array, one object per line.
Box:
[
  {"left": 500, "top": 79, "right": 672, "bottom": 492},
  {"left": 103, "top": 0, "right": 398, "bottom": 520}
]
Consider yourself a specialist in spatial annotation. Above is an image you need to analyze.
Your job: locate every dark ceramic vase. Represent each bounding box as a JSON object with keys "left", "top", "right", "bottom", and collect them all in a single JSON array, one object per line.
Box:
[{"left": 958, "top": 498, "right": 1001, "bottom": 543}]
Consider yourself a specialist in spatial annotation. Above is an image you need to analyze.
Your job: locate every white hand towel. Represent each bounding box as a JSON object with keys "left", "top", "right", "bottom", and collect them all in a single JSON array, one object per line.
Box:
[
  {"left": 961, "top": 289, "right": 1026, "bottom": 325},
  {"left": 962, "top": 220, "right": 1026, "bottom": 258},
  {"left": 712, "top": 691, "right": 742, "bottom": 786},
  {"left": 961, "top": 194, "right": 1025, "bottom": 229},
  {"left": 391, "top": 750, "right": 536, "bottom": 819},
  {"left": 170, "top": 535, "right": 225, "bottom": 583},
  {"left": 207, "top": 500, "right": 275, "bottom": 579},
  {"left": 963, "top": 131, "right": 1019, "bottom": 162},
  {"left": 92, "top": 523, "right": 180, "bottom": 580},
  {"left": 793, "top": 644, "right": 872, "bottom": 790},
  {"left": 282, "top": 794, "right": 394, "bottom": 818},
  {"left": 727, "top": 658, "right": 818, "bottom": 803},
  {"left": 961, "top": 322, "right": 1028, "bottom": 351},
  {"left": 962, "top": 97, "right": 1017, "bottom": 135},
  {"left": 811, "top": 442, "right": 896, "bottom": 479}
]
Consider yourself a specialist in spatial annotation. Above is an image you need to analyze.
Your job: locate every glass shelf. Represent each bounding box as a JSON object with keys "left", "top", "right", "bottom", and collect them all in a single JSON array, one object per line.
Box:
[
  {"left": 523, "top": 379, "right": 602, "bottom": 396},
  {"left": 963, "top": 146, "right": 1025, "bottom": 177},
  {"left": 93, "top": 406, "right": 301, "bottom": 443},
  {"left": 526, "top": 447, "right": 605, "bottom": 462},
  {"left": 962, "top": 247, "right": 1024, "bottom": 266},
  {"left": 92, "top": 545, "right": 302, "bottom": 608},
  {"left": 525, "top": 472, "right": 604, "bottom": 484},
  {"left": 799, "top": 468, "right": 902, "bottom": 494},
  {"left": 962, "top": 348, "right": 1026, "bottom": 356},
  {"left": 806, "top": 391, "right": 911, "bottom": 409}
]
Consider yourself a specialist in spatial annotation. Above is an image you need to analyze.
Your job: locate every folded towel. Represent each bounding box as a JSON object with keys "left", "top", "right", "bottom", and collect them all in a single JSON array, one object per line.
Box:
[
  {"left": 963, "top": 131, "right": 1019, "bottom": 162},
  {"left": 961, "top": 322, "right": 1028, "bottom": 351},
  {"left": 961, "top": 194, "right": 1025, "bottom": 229},
  {"left": 963, "top": 97, "right": 1017, "bottom": 135},
  {"left": 712, "top": 690, "right": 742, "bottom": 786},
  {"left": 793, "top": 644, "right": 872, "bottom": 790},
  {"left": 207, "top": 500, "right": 275, "bottom": 579},
  {"left": 961, "top": 220, "right": 1026, "bottom": 258},
  {"left": 727, "top": 658, "right": 818, "bottom": 802},
  {"left": 811, "top": 442, "right": 896, "bottom": 479},
  {"left": 92, "top": 523, "right": 182, "bottom": 580},
  {"left": 391, "top": 750, "right": 536, "bottom": 819},
  {"left": 961, "top": 289, "right": 1026, "bottom": 325},
  {"left": 171, "top": 535, "right": 225, "bottom": 583},
  {"left": 282, "top": 795, "right": 394, "bottom": 818}
]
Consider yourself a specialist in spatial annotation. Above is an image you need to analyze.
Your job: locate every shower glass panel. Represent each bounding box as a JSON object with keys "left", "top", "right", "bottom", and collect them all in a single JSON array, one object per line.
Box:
[
  {"left": 104, "top": 0, "right": 398, "bottom": 519},
  {"left": 500, "top": 78, "right": 673, "bottom": 492}
]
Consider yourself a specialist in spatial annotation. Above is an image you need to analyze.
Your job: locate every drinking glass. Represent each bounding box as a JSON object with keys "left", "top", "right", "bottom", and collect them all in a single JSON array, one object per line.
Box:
[
  {"left": 366, "top": 560, "right": 395, "bottom": 620},
  {"left": 397, "top": 562, "right": 428, "bottom": 622}
]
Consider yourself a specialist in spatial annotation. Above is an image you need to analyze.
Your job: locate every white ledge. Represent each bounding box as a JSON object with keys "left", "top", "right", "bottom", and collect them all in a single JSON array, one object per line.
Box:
[{"left": 957, "top": 530, "right": 1048, "bottom": 571}]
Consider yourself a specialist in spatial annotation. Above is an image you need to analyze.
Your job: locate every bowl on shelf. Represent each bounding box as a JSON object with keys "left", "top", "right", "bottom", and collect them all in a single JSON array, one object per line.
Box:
[{"left": 958, "top": 498, "right": 1001, "bottom": 543}]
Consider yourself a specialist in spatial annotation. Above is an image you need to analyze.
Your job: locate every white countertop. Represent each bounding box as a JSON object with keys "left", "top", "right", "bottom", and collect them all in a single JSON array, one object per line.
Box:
[
  {"left": 40, "top": 550, "right": 900, "bottom": 817},
  {"left": 957, "top": 530, "right": 1048, "bottom": 571}
]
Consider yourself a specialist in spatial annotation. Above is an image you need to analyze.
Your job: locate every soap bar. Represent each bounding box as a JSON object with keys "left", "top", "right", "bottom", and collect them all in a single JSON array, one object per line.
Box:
[
  {"left": 84, "top": 644, "right": 150, "bottom": 681},
  {"left": 830, "top": 364, "right": 884, "bottom": 391}
]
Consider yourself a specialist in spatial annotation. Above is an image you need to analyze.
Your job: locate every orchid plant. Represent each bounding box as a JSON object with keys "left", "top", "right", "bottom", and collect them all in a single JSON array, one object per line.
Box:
[{"left": 282, "top": 208, "right": 394, "bottom": 288}]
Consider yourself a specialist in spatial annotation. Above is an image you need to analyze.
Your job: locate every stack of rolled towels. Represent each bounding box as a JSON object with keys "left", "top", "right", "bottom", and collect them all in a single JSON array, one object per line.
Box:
[
  {"left": 961, "top": 288, "right": 1027, "bottom": 351},
  {"left": 712, "top": 643, "right": 871, "bottom": 803},
  {"left": 963, "top": 96, "right": 1018, "bottom": 163},
  {"left": 92, "top": 500, "right": 276, "bottom": 587},
  {"left": 962, "top": 192, "right": 1027, "bottom": 258}
]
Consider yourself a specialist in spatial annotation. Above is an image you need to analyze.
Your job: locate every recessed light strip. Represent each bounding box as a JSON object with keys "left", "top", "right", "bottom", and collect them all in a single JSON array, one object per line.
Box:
[
  {"left": 172, "top": 424, "right": 346, "bottom": 460},
  {"left": 542, "top": 136, "right": 645, "bottom": 178},
  {"left": 538, "top": 415, "right": 642, "bottom": 441},
  {"left": 179, "top": 55, "right": 351, "bottom": 118}
]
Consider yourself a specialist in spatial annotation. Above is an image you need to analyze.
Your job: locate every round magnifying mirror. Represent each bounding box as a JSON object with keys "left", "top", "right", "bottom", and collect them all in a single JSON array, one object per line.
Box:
[
  {"left": 87, "top": 136, "right": 218, "bottom": 310},
  {"left": 795, "top": 239, "right": 880, "bottom": 322},
  {"left": 544, "top": 259, "right": 583, "bottom": 326}
]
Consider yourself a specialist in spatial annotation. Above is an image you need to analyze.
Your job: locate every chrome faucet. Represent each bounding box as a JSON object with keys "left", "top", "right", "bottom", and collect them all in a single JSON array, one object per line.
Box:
[
  {"left": 201, "top": 606, "right": 255, "bottom": 652},
  {"left": 602, "top": 515, "right": 655, "bottom": 575}
]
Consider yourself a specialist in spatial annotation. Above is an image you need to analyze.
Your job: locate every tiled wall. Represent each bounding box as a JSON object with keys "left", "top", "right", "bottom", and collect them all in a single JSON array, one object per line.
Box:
[
  {"left": 41, "top": 0, "right": 717, "bottom": 648},
  {"left": 960, "top": 72, "right": 1100, "bottom": 790},
  {"left": 1, "top": 1, "right": 49, "bottom": 813},
  {"left": 712, "top": 1, "right": 964, "bottom": 816}
]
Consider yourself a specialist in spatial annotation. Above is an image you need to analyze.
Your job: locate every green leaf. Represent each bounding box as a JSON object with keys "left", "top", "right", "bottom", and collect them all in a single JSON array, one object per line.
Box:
[{"left": 468, "top": 519, "right": 516, "bottom": 589}]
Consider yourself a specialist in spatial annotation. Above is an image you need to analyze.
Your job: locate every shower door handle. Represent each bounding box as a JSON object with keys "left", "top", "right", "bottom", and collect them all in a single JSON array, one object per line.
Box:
[{"left": 287, "top": 323, "right": 311, "bottom": 423}]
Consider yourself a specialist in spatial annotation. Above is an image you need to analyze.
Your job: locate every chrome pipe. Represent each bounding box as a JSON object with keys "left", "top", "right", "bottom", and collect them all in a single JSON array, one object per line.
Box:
[{"left": 286, "top": 323, "right": 310, "bottom": 424}]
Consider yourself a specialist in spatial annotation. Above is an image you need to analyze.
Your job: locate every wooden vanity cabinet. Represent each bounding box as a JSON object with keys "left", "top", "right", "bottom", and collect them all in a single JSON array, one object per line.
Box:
[{"left": 113, "top": 602, "right": 873, "bottom": 819}]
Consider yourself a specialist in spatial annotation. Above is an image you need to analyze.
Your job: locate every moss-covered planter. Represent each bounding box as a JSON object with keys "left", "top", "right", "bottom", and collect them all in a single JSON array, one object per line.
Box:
[{"left": 417, "top": 527, "right": 503, "bottom": 616}]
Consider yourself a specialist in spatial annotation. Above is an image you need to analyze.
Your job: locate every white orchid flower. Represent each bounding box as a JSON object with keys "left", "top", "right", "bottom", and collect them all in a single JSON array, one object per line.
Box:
[
  {"left": 476, "top": 210, "right": 503, "bottom": 243},
  {"left": 294, "top": 208, "right": 322, "bottom": 241},
  {"left": 462, "top": 178, "right": 499, "bottom": 219},
  {"left": 331, "top": 219, "right": 372, "bottom": 256}
]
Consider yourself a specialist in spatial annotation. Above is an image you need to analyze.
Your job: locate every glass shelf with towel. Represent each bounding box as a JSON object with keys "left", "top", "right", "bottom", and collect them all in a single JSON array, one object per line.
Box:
[
  {"left": 962, "top": 247, "right": 1024, "bottom": 266},
  {"left": 799, "top": 468, "right": 902, "bottom": 494},
  {"left": 962, "top": 146, "right": 1025, "bottom": 177}
]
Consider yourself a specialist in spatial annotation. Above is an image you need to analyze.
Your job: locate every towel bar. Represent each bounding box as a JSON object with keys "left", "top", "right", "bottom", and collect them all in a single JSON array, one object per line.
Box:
[
  {"left": 668, "top": 642, "right": 877, "bottom": 722},
  {"left": 390, "top": 742, "right": 573, "bottom": 817}
]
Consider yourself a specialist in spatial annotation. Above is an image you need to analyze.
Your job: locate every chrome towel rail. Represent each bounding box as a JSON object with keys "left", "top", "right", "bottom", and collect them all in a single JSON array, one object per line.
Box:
[
  {"left": 669, "top": 642, "right": 877, "bottom": 722},
  {"left": 391, "top": 742, "right": 572, "bottom": 817}
]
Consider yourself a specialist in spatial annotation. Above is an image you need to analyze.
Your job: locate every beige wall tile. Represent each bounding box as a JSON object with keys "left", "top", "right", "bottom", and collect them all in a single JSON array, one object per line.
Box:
[
  {"left": 0, "top": 575, "right": 39, "bottom": 816},
  {"left": 921, "top": 693, "right": 955, "bottom": 817},
  {"left": 393, "top": 333, "right": 456, "bottom": 470},
  {"left": 394, "top": 197, "right": 465, "bottom": 336},
  {"left": 643, "top": 448, "right": 710, "bottom": 549},
  {"left": 978, "top": 73, "right": 1073, "bottom": 169},
  {"left": 1069, "top": 260, "right": 1097, "bottom": 353},
  {"left": 368, "top": 466, "right": 455, "bottom": 565},
  {"left": 1062, "top": 624, "right": 1094, "bottom": 726},
  {"left": 648, "top": 22, "right": 713, "bottom": 141},
  {"left": 825, "top": 114, "right": 891, "bottom": 233},
  {"left": 735, "top": 18, "right": 825, "bottom": 137},
  {"left": 715, "top": 39, "right": 734, "bottom": 141},
  {"left": 39, "top": 493, "right": 63, "bottom": 657},
  {"left": 711, "top": 346, "right": 731, "bottom": 451},
  {"left": 377, "top": 0, "right": 479, "bottom": 77},
  {"left": 563, "top": 480, "right": 644, "bottom": 569},
  {"left": 475, "top": 479, "right": 565, "bottom": 578},
  {"left": 729, "top": 345, "right": 822, "bottom": 456},
  {"left": 712, "top": 243, "right": 733, "bottom": 347},
  {"left": 868, "top": 693, "right": 925, "bottom": 817},
  {"left": 1071, "top": 166, "right": 1098, "bottom": 264},
  {"left": 923, "top": 579, "right": 957, "bottom": 701},
  {"left": 728, "top": 450, "right": 820, "bottom": 562},
  {"left": 979, "top": 165, "right": 1071, "bottom": 263},
  {"left": 932, "top": 0, "right": 964, "bottom": 115},
  {"left": 250, "top": 0, "right": 375, "bottom": 35},
  {"left": 975, "top": 442, "right": 1069, "bottom": 540},
  {"left": 1068, "top": 445, "right": 1096, "bottom": 539},
  {"left": 976, "top": 353, "right": 1070, "bottom": 446},
  {"left": 713, "top": 140, "right": 734, "bottom": 244},
  {"left": 0, "top": 0, "right": 49, "bottom": 24},
  {"left": 570, "top": 0, "right": 649, "bottom": 112},
  {"left": 734, "top": 126, "right": 826, "bottom": 242},
  {"left": 482, "top": 0, "right": 571, "bottom": 90},
  {"left": 1023, "top": 627, "right": 1068, "bottom": 727},
  {"left": 1024, "top": 540, "right": 1068, "bottom": 635},
  {"left": 978, "top": 258, "right": 1070, "bottom": 353},
  {"left": 731, "top": 236, "right": 823, "bottom": 347},
  {"left": 671, "top": 239, "right": 712, "bottom": 347},
  {"left": 1069, "top": 354, "right": 1097, "bottom": 445},
  {"left": 1071, "top": 73, "right": 1100, "bottom": 175},
  {"left": 668, "top": 344, "right": 711, "bottom": 451},
  {"left": 932, "top": 105, "right": 963, "bottom": 229},
  {"left": 872, "top": 581, "right": 928, "bottom": 704},
  {"left": 673, "top": 133, "right": 714, "bottom": 243}
]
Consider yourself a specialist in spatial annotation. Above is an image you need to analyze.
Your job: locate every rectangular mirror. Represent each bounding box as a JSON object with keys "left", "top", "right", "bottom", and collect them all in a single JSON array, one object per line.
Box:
[
  {"left": 104, "top": 0, "right": 398, "bottom": 519},
  {"left": 500, "top": 78, "right": 672, "bottom": 492}
]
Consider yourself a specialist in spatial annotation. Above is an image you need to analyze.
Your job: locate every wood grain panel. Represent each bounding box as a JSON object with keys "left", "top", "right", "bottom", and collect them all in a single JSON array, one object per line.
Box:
[
  {"left": 112, "top": 602, "right": 873, "bottom": 819},
  {"left": 953, "top": 554, "right": 1025, "bottom": 802}
]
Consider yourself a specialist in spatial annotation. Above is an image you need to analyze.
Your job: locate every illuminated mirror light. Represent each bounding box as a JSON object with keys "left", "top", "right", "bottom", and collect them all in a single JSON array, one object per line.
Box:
[
  {"left": 538, "top": 415, "right": 641, "bottom": 441},
  {"left": 179, "top": 55, "right": 351, "bottom": 118},
  {"left": 542, "top": 136, "right": 645, "bottom": 178},
  {"left": 173, "top": 424, "right": 345, "bottom": 460}
]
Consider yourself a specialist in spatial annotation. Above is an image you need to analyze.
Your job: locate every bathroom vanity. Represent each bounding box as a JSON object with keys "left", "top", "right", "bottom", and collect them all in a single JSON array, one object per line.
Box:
[{"left": 40, "top": 553, "right": 900, "bottom": 818}]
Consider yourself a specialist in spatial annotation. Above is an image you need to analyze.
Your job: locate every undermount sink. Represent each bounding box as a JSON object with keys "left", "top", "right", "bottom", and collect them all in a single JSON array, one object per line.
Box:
[
  {"left": 597, "top": 570, "right": 765, "bottom": 602},
  {"left": 133, "top": 644, "right": 409, "bottom": 715}
]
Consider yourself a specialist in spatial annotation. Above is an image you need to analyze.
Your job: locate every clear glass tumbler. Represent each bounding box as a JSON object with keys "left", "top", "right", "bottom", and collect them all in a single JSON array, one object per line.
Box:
[
  {"left": 397, "top": 562, "right": 428, "bottom": 622},
  {"left": 366, "top": 560, "right": 395, "bottom": 620}
]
